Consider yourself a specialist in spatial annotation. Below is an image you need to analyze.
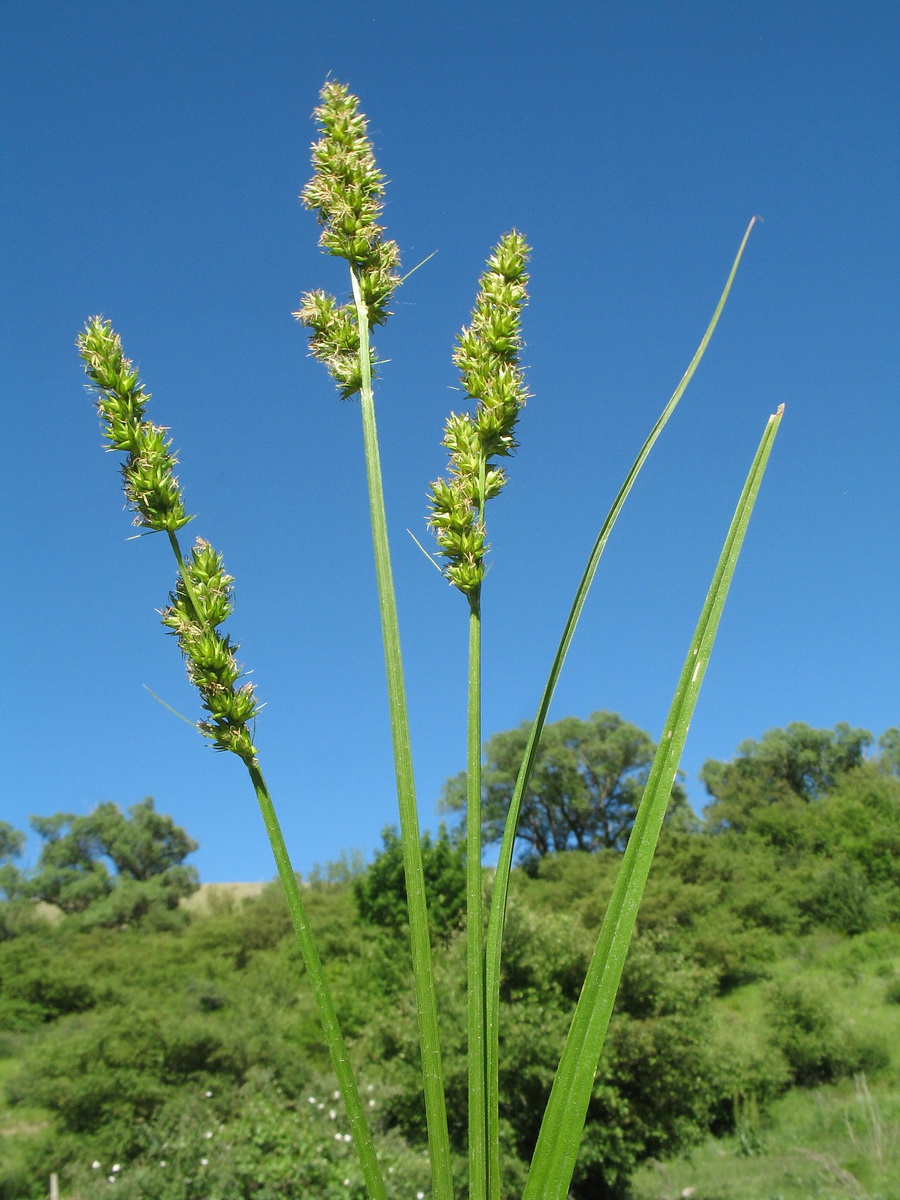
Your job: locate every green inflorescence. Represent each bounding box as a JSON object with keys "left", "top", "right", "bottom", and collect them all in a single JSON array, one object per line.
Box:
[
  {"left": 78, "top": 318, "right": 191, "bottom": 533},
  {"left": 428, "top": 231, "right": 530, "bottom": 595},
  {"left": 78, "top": 318, "right": 260, "bottom": 764},
  {"left": 160, "top": 539, "right": 260, "bottom": 763},
  {"left": 294, "top": 81, "right": 401, "bottom": 399}
]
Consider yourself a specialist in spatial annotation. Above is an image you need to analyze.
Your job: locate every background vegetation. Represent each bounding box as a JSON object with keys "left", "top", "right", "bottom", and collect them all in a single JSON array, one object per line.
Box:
[{"left": 2, "top": 718, "right": 899, "bottom": 1199}]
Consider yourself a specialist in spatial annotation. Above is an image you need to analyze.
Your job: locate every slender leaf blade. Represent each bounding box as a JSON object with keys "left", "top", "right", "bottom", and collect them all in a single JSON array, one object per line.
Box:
[{"left": 523, "top": 404, "right": 784, "bottom": 1200}]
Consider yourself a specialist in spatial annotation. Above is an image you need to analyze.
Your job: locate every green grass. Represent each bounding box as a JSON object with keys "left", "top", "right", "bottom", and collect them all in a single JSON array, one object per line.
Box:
[
  {"left": 180, "top": 882, "right": 268, "bottom": 914},
  {"left": 0, "top": 1053, "right": 55, "bottom": 1195},
  {"left": 0, "top": 1055, "right": 48, "bottom": 1136},
  {"left": 631, "top": 1077, "right": 900, "bottom": 1200},
  {"left": 631, "top": 932, "right": 900, "bottom": 1200}
]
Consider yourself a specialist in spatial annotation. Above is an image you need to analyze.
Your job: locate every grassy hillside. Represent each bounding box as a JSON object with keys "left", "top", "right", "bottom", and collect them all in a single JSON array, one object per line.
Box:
[
  {"left": 2, "top": 871, "right": 899, "bottom": 1199},
  {"left": 181, "top": 882, "right": 268, "bottom": 914},
  {"left": 633, "top": 930, "right": 900, "bottom": 1200},
  {"left": 3, "top": 739, "right": 900, "bottom": 1198}
]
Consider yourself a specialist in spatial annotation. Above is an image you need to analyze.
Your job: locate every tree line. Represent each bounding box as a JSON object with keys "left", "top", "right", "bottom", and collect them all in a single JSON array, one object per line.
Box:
[{"left": 0, "top": 798, "right": 197, "bottom": 937}]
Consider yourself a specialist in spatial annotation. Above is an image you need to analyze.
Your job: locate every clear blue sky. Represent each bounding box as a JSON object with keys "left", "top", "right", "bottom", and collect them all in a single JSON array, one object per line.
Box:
[{"left": 3, "top": 1, "right": 897, "bottom": 883}]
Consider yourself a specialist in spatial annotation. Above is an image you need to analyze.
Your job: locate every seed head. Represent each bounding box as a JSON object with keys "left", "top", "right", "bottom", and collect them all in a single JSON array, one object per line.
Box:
[
  {"left": 294, "top": 81, "right": 401, "bottom": 399},
  {"left": 161, "top": 539, "right": 260, "bottom": 763},
  {"left": 77, "top": 318, "right": 191, "bottom": 532},
  {"left": 79, "top": 320, "right": 260, "bottom": 763},
  {"left": 428, "top": 231, "right": 530, "bottom": 594}
]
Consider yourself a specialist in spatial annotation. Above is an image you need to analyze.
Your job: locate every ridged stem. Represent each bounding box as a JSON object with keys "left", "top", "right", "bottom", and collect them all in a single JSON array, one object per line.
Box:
[
  {"left": 350, "top": 269, "right": 455, "bottom": 1200},
  {"left": 246, "top": 763, "right": 388, "bottom": 1200},
  {"left": 466, "top": 588, "right": 487, "bottom": 1200}
]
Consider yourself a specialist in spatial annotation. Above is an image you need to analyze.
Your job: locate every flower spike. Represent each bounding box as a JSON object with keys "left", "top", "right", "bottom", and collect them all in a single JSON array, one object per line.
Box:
[
  {"left": 294, "top": 82, "right": 401, "bottom": 399},
  {"left": 79, "top": 319, "right": 260, "bottom": 765},
  {"left": 161, "top": 539, "right": 261, "bottom": 763},
  {"left": 78, "top": 318, "right": 191, "bottom": 533},
  {"left": 428, "top": 231, "right": 530, "bottom": 594}
]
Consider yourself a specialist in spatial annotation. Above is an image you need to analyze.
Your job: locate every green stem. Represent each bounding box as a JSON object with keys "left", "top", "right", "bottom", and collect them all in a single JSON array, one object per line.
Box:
[
  {"left": 166, "top": 527, "right": 388, "bottom": 1198},
  {"left": 246, "top": 763, "right": 388, "bottom": 1200},
  {"left": 350, "top": 269, "right": 455, "bottom": 1200},
  {"left": 467, "top": 588, "right": 487, "bottom": 1200},
  {"left": 483, "top": 216, "right": 760, "bottom": 1200}
]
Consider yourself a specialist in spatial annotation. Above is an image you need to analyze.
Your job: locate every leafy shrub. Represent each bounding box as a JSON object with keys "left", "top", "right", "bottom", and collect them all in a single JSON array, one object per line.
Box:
[
  {"left": 354, "top": 825, "right": 466, "bottom": 941},
  {"left": 686, "top": 912, "right": 778, "bottom": 991},
  {"left": 63, "top": 1071, "right": 430, "bottom": 1200},
  {"left": 764, "top": 980, "right": 888, "bottom": 1086},
  {"left": 189, "top": 882, "right": 292, "bottom": 964},
  {"left": 0, "top": 938, "right": 97, "bottom": 1029},
  {"left": 6, "top": 1006, "right": 251, "bottom": 1155},
  {"left": 798, "top": 857, "right": 887, "bottom": 935},
  {"left": 358, "top": 913, "right": 728, "bottom": 1198}
]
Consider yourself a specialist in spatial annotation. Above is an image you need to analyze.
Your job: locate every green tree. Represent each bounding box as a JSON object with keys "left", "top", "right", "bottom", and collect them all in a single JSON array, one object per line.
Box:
[
  {"left": 0, "top": 822, "right": 26, "bottom": 900},
  {"left": 86, "top": 798, "right": 197, "bottom": 880},
  {"left": 28, "top": 799, "right": 198, "bottom": 921},
  {"left": 27, "top": 811, "right": 110, "bottom": 914},
  {"left": 0, "top": 822, "right": 30, "bottom": 941},
  {"left": 354, "top": 825, "right": 466, "bottom": 940},
  {"left": 701, "top": 721, "right": 872, "bottom": 833},
  {"left": 878, "top": 726, "right": 900, "bottom": 778},
  {"left": 441, "top": 711, "right": 685, "bottom": 860}
]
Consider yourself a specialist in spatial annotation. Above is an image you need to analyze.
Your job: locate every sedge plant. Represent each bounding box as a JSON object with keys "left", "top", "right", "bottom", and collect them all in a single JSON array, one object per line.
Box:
[{"left": 80, "top": 78, "right": 782, "bottom": 1200}]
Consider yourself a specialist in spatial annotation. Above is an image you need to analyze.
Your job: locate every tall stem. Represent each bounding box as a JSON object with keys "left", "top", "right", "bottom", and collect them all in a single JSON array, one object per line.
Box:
[
  {"left": 467, "top": 588, "right": 487, "bottom": 1200},
  {"left": 246, "top": 763, "right": 388, "bottom": 1200},
  {"left": 350, "top": 269, "right": 455, "bottom": 1200},
  {"left": 166, "top": 529, "right": 388, "bottom": 1198}
]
